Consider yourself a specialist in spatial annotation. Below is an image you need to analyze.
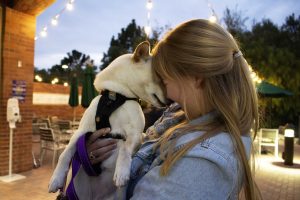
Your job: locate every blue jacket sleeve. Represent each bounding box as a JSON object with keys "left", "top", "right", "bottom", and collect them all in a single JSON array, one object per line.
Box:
[{"left": 130, "top": 156, "right": 235, "bottom": 200}]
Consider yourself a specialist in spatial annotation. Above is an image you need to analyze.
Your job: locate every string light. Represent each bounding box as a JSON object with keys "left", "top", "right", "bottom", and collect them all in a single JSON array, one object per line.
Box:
[
  {"left": 145, "top": 26, "right": 151, "bottom": 37},
  {"left": 35, "top": 75, "right": 43, "bottom": 82},
  {"left": 35, "top": 0, "right": 75, "bottom": 41},
  {"left": 248, "top": 65, "right": 262, "bottom": 83},
  {"left": 66, "top": 1, "right": 74, "bottom": 11},
  {"left": 51, "top": 78, "right": 59, "bottom": 84},
  {"left": 206, "top": 0, "right": 219, "bottom": 23},
  {"left": 51, "top": 15, "right": 59, "bottom": 26},
  {"left": 209, "top": 14, "right": 217, "bottom": 23},
  {"left": 145, "top": 0, "right": 153, "bottom": 37},
  {"left": 62, "top": 64, "right": 69, "bottom": 69},
  {"left": 40, "top": 27, "right": 47, "bottom": 37}
]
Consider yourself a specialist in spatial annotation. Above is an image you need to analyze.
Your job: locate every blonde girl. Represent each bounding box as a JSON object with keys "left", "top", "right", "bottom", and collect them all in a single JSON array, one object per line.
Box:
[{"left": 148, "top": 19, "right": 261, "bottom": 199}]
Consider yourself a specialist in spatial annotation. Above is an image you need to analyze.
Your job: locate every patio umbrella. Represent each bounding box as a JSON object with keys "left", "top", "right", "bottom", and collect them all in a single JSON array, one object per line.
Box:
[
  {"left": 256, "top": 81, "right": 293, "bottom": 98},
  {"left": 81, "top": 66, "right": 97, "bottom": 108},
  {"left": 69, "top": 74, "right": 79, "bottom": 121},
  {"left": 256, "top": 81, "right": 293, "bottom": 128}
]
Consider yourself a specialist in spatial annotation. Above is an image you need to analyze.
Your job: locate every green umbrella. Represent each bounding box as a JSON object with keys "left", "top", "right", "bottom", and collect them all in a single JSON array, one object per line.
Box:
[
  {"left": 69, "top": 74, "right": 79, "bottom": 121},
  {"left": 256, "top": 81, "right": 293, "bottom": 128},
  {"left": 81, "top": 67, "right": 97, "bottom": 108},
  {"left": 256, "top": 81, "right": 293, "bottom": 98}
]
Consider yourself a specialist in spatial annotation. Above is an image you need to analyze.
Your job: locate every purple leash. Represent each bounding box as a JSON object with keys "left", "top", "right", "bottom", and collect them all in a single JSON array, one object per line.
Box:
[{"left": 65, "top": 133, "right": 99, "bottom": 200}]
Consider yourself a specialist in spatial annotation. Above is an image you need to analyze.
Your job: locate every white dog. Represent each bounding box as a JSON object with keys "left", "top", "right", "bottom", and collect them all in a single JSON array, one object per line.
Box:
[{"left": 48, "top": 41, "right": 166, "bottom": 199}]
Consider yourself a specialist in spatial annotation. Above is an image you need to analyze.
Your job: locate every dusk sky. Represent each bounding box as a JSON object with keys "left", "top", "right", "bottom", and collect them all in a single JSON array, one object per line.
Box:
[{"left": 34, "top": 0, "right": 300, "bottom": 70}]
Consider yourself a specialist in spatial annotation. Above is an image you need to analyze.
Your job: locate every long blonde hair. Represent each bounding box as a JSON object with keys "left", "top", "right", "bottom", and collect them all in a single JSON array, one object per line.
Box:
[{"left": 151, "top": 19, "right": 261, "bottom": 200}]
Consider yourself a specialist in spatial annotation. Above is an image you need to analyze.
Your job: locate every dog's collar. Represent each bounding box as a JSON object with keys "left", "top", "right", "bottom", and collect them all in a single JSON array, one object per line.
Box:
[{"left": 101, "top": 90, "right": 140, "bottom": 103}]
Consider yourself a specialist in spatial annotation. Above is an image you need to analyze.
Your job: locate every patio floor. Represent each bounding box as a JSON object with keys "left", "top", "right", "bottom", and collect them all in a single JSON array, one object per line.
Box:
[{"left": 1, "top": 136, "right": 300, "bottom": 200}]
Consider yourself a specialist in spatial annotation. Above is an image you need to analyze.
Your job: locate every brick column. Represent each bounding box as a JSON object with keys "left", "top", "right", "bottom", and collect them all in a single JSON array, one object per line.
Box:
[{"left": 0, "top": 8, "right": 35, "bottom": 175}]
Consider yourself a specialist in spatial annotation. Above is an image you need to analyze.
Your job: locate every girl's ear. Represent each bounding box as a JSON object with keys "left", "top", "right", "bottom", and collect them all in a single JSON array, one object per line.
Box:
[{"left": 195, "top": 77, "right": 204, "bottom": 89}]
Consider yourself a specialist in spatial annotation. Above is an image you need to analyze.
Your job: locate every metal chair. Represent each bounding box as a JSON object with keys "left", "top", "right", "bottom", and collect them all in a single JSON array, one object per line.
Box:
[
  {"left": 258, "top": 128, "right": 279, "bottom": 157},
  {"left": 57, "top": 120, "right": 72, "bottom": 131},
  {"left": 40, "top": 118, "right": 51, "bottom": 128},
  {"left": 71, "top": 121, "right": 80, "bottom": 130},
  {"left": 32, "top": 122, "right": 48, "bottom": 134},
  {"left": 39, "top": 127, "right": 66, "bottom": 168},
  {"left": 32, "top": 122, "right": 48, "bottom": 142}
]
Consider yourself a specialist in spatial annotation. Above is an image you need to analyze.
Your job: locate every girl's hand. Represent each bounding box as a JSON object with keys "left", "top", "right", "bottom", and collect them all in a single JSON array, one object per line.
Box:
[{"left": 86, "top": 128, "right": 118, "bottom": 165}]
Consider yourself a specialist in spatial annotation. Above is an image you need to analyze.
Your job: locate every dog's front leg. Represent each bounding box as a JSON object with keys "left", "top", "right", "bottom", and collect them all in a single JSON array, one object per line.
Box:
[
  {"left": 49, "top": 95, "right": 99, "bottom": 193},
  {"left": 113, "top": 133, "right": 141, "bottom": 187}
]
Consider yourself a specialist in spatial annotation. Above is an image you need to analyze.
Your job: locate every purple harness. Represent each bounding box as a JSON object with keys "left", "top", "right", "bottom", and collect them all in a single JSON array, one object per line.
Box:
[{"left": 60, "top": 90, "right": 139, "bottom": 200}]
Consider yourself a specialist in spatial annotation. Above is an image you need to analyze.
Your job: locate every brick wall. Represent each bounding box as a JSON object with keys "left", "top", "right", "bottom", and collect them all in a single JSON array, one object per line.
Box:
[
  {"left": 33, "top": 82, "right": 86, "bottom": 121},
  {"left": 0, "top": 8, "right": 36, "bottom": 175}
]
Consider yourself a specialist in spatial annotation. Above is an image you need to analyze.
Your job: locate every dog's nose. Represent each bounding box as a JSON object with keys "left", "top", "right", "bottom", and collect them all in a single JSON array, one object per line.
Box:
[{"left": 165, "top": 99, "right": 174, "bottom": 106}]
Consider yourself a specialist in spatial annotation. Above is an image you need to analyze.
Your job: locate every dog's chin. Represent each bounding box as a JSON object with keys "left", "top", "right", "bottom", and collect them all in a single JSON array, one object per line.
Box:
[{"left": 151, "top": 93, "right": 169, "bottom": 108}]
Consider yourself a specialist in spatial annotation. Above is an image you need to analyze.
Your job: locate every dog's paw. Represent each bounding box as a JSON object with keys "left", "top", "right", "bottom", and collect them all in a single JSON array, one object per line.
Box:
[
  {"left": 113, "top": 168, "right": 130, "bottom": 187},
  {"left": 48, "top": 174, "right": 64, "bottom": 193}
]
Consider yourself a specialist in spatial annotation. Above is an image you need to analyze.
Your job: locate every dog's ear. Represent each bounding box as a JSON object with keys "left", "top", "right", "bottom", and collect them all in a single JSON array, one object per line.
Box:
[{"left": 133, "top": 41, "right": 150, "bottom": 62}]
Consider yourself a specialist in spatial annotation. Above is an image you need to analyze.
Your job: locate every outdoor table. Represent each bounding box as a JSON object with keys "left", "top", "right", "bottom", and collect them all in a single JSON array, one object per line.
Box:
[{"left": 60, "top": 129, "right": 75, "bottom": 144}]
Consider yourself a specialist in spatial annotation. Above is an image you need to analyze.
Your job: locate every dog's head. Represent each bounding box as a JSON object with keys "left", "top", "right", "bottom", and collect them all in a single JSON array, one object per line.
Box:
[{"left": 94, "top": 41, "right": 167, "bottom": 107}]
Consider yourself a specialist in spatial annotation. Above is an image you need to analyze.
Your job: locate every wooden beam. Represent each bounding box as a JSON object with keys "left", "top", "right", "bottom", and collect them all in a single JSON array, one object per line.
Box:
[{"left": 13, "top": 0, "right": 57, "bottom": 16}]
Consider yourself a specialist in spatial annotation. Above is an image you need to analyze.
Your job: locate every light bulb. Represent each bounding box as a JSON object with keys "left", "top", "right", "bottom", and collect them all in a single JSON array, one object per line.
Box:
[
  {"left": 40, "top": 30, "right": 47, "bottom": 37},
  {"left": 145, "top": 26, "right": 151, "bottom": 36},
  {"left": 66, "top": 2, "right": 73, "bottom": 10},
  {"left": 209, "top": 15, "right": 217, "bottom": 23},
  {"left": 51, "top": 18, "right": 58, "bottom": 26},
  {"left": 62, "top": 64, "right": 68, "bottom": 69},
  {"left": 146, "top": 0, "right": 153, "bottom": 10},
  {"left": 285, "top": 129, "right": 295, "bottom": 137}
]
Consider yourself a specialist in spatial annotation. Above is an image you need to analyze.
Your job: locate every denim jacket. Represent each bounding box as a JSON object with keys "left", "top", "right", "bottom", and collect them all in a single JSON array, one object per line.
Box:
[{"left": 127, "top": 109, "right": 252, "bottom": 200}]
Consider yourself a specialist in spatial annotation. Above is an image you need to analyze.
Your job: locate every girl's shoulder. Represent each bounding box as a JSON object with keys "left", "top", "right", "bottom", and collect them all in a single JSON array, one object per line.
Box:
[{"left": 175, "top": 131, "right": 252, "bottom": 167}]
